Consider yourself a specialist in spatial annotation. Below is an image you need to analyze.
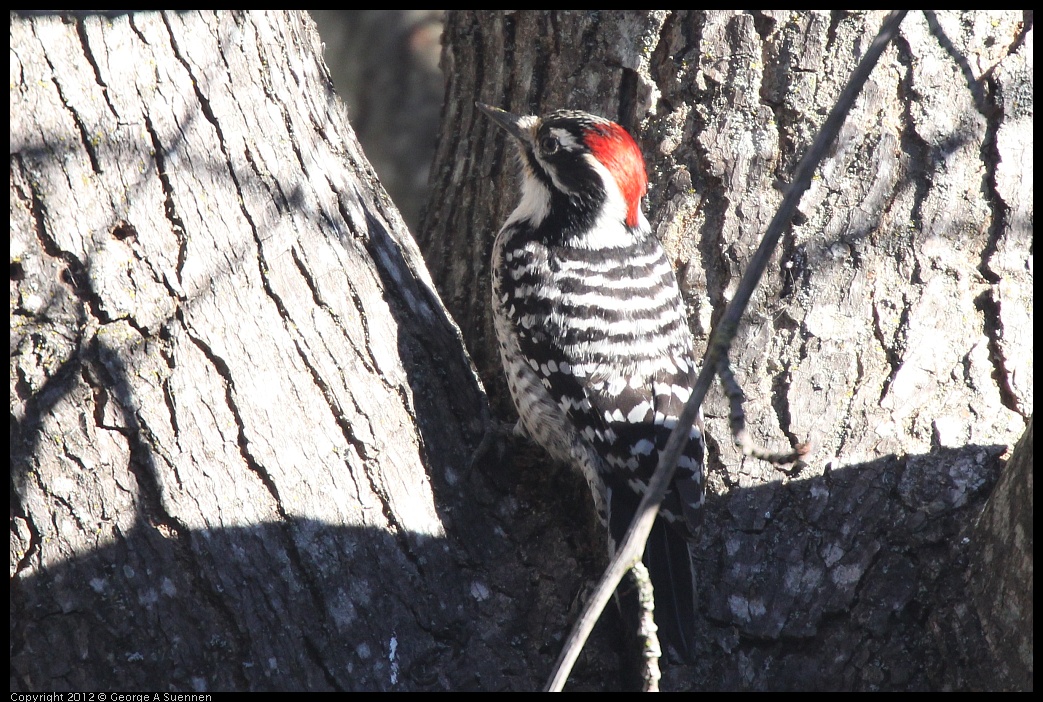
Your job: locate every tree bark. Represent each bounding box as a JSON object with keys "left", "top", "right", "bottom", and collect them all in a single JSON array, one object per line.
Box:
[
  {"left": 10, "top": 10, "right": 510, "bottom": 692},
  {"left": 969, "top": 416, "right": 1033, "bottom": 690},
  {"left": 420, "top": 10, "right": 1032, "bottom": 690}
]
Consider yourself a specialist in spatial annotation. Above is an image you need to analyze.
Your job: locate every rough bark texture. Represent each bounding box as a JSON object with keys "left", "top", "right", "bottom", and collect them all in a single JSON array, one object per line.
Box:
[
  {"left": 970, "top": 416, "right": 1033, "bottom": 690},
  {"left": 9, "top": 10, "right": 512, "bottom": 692},
  {"left": 420, "top": 10, "right": 1032, "bottom": 690}
]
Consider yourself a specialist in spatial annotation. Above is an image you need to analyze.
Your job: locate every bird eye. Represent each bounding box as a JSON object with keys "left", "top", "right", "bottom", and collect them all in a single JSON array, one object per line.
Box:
[{"left": 539, "top": 135, "right": 560, "bottom": 155}]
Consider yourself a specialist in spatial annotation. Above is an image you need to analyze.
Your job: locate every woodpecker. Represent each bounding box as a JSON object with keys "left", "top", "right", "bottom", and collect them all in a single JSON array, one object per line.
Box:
[{"left": 477, "top": 102, "right": 705, "bottom": 660}]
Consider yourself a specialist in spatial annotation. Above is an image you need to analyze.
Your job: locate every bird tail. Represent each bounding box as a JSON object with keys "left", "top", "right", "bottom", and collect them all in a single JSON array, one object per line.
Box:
[
  {"left": 608, "top": 485, "right": 697, "bottom": 662},
  {"left": 644, "top": 518, "right": 697, "bottom": 662}
]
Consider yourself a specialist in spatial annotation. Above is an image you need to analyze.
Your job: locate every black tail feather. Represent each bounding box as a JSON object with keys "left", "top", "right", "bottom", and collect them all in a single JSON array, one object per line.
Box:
[
  {"left": 644, "top": 518, "right": 697, "bottom": 661},
  {"left": 608, "top": 485, "right": 697, "bottom": 662}
]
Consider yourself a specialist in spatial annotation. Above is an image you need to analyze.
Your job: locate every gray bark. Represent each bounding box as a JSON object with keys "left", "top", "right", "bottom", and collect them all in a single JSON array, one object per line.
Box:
[
  {"left": 420, "top": 10, "right": 1032, "bottom": 690},
  {"left": 10, "top": 10, "right": 499, "bottom": 692},
  {"left": 969, "top": 416, "right": 1033, "bottom": 690}
]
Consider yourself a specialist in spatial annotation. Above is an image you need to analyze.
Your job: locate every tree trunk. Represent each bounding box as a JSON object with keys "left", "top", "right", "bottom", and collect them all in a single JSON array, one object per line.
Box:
[
  {"left": 969, "top": 416, "right": 1033, "bottom": 690},
  {"left": 420, "top": 10, "right": 1032, "bottom": 690},
  {"left": 10, "top": 10, "right": 513, "bottom": 692}
]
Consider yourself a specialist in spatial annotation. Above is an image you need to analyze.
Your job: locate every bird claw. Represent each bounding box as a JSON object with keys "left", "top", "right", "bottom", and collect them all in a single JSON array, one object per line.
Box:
[{"left": 467, "top": 418, "right": 519, "bottom": 473}]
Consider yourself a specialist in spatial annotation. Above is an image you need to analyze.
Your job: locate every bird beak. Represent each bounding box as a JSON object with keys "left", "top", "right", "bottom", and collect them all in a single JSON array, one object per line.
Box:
[{"left": 476, "top": 102, "right": 530, "bottom": 143}]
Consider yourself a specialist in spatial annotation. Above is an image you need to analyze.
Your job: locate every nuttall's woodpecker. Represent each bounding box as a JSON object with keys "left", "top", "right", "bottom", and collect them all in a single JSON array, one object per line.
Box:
[{"left": 477, "top": 102, "right": 705, "bottom": 659}]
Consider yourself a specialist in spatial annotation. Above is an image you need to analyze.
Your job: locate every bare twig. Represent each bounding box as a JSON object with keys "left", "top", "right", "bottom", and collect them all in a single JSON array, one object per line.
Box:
[
  {"left": 629, "top": 562, "right": 662, "bottom": 692},
  {"left": 717, "top": 357, "right": 811, "bottom": 468},
  {"left": 545, "top": 10, "right": 909, "bottom": 691}
]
